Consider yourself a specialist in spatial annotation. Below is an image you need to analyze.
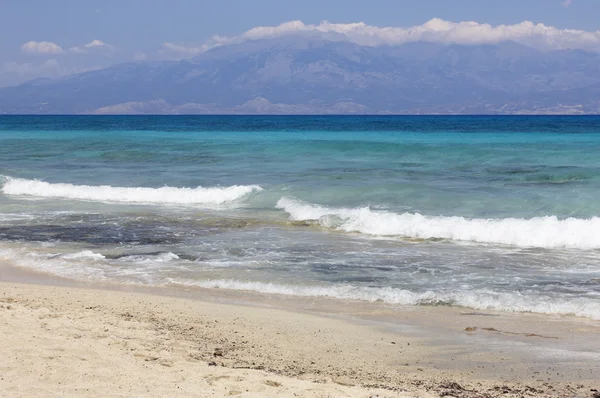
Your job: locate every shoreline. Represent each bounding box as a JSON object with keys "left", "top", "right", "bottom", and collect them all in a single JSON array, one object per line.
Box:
[{"left": 1, "top": 262, "right": 599, "bottom": 397}]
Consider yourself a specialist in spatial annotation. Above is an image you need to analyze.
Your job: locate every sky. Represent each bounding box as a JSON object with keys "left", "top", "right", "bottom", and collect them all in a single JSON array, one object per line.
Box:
[{"left": 1, "top": 0, "right": 599, "bottom": 87}]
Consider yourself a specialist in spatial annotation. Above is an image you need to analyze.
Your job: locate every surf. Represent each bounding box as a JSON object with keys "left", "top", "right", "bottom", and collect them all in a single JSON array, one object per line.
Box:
[
  {"left": 172, "top": 279, "right": 600, "bottom": 320},
  {"left": 1, "top": 176, "right": 262, "bottom": 205},
  {"left": 276, "top": 197, "right": 600, "bottom": 249}
]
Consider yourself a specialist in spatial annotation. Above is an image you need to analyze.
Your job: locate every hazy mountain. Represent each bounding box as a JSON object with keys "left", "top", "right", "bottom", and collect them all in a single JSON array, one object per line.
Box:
[{"left": 1, "top": 35, "right": 599, "bottom": 114}]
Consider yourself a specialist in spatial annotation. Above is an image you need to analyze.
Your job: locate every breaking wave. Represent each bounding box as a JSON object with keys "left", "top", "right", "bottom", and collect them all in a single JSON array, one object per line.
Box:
[
  {"left": 276, "top": 197, "right": 600, "bottom": 249},
  {"left": 1, "top": 176, "right": 262, "bottom": 205},
  {"left": 60, "top": 250, "right": 106, "bottom": 260}
]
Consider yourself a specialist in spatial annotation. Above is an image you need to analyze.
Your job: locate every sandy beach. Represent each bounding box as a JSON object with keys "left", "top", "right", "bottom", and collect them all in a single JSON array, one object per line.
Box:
[{"left": 1, "top": 269, "right": 599, "bottom": 397}]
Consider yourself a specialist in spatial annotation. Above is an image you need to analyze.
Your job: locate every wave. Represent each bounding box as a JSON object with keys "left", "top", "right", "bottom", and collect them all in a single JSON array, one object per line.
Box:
[
  {"left": 1, "top": 245, "right": 597, "bottom": 320},
  {"left": 1, "top": 176, "right": 262, "bottom": 205},
  {"left": 276, "top": 197, "right": 600, "bottom": 249},
  {"left": 183, "top": 279, "right": 600, "bottom": 320},
  {"left": 0, "top": 247, "right": 183, "bottom": 282},
  {"left": 115, "top": 252, "right": 180, "bottom": 264},
  {"left": 59, "top": 250, "right": 106, "bottom": 260}
]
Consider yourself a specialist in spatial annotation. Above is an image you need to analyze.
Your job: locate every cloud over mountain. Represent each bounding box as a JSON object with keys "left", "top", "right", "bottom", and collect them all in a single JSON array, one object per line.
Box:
[{"left": 198, "top": 18, "right": 600, "bottom": 52}]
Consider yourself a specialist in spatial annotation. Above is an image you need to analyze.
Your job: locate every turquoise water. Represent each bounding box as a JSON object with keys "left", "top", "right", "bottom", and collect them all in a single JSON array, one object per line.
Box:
[{"left": 1, "top": 116, "right": 599, "bottom": 319}]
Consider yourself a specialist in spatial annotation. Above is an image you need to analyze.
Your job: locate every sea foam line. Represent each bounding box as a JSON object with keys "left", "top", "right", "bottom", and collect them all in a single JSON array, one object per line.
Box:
[
  {"left": 183, "top": 279, "right": 600, "bottom": 320},
  {"left": 276, "top": 197, "right": 600, "bottom": 249},
  {"left": 1, "top": 244, "right": 598, "bottom": 320},
  {"left": 0, "top": 176, "right": 262, "bottom": 205}
]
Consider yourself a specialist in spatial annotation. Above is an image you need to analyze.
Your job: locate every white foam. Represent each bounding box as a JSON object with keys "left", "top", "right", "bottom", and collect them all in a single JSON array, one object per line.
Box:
[
  {"left": 120, "top": 252, "right": 181, "bottom": 264},
  {"left": 0, "top": 246, "right": 170, "bottom": 284},
  {"left": 276, "top": 197, "right": 600, "bottom": 249},
  {"left": 1, "top": 244, "right": 597, "bottom": 320},
  {"left": 0, "top": 247, "right": 111, "bottom": 282},
  {"left": 1, "top": 176, "right": 262, "bottom": 205},
  {"left": 185, "top": 279, "right": 600, "bottom": 320},
  {"left": 60, "top": 250, "right": 106, "bottom": 260},
  {"left": 0, "top": 213, "right": 36, "bottom": 222}
]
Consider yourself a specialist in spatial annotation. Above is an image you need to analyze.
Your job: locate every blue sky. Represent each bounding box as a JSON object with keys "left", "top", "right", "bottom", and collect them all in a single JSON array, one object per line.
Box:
[{"left": 1, "top": 0, "right": 598, "bottom": 87}]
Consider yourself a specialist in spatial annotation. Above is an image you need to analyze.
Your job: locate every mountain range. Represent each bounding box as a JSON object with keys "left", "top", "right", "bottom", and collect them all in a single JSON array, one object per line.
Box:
[{"left": 1, "top": 35, "right": 599, "bottom": 114}]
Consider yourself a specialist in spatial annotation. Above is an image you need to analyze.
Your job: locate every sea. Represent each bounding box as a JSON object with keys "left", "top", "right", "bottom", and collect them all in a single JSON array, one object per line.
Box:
[{"left": 1, "top": 115, "right": 599, "bottom": 320}]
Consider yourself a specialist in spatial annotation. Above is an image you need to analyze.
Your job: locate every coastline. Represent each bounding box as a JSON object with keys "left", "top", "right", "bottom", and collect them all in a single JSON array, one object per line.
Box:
[{"left": 1, "top": 262, "right": 599, "bottom": 397}]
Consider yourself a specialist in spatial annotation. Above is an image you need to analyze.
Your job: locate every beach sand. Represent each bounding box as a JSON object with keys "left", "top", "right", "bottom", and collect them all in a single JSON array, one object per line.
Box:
[{"left": 0, "top": 275, "right": 599, "bottom": 397}]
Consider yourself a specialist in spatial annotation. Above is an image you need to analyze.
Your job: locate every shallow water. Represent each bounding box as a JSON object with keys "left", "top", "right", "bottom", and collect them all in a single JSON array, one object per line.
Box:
[{"left": 1, "top": 115, "right": 599, "bottom": 319}]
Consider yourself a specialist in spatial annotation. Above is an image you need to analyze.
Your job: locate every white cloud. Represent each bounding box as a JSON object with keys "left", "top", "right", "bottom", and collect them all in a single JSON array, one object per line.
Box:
[
  {"left": 161, "top": 42, "right": 209, "bottom": 57},
  {"left": 84, "top": 39, "right": 112, "bottom": 49},
  {"left": 70, "top": 39, "right": 114, "bottom": 54},
  {"left": 20, "top": 41, "right": 65, "bottom": 55},
  {"left": 563, "top": 0, "right": 573, "bottom": 7},
  {"left": 69, "top": 46, "right": 87, "bottom": 54},
  {"left": 197, "top": 18, "right": 600, "bottom": 53},
  {"left": 20, "top": 39, "right": 114, "bottom": 56}
]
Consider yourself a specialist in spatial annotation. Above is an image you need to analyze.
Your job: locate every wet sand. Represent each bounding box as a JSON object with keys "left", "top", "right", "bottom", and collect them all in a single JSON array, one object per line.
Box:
[{"left": 1, "top": 262, "right": 599, "bottom": 397}]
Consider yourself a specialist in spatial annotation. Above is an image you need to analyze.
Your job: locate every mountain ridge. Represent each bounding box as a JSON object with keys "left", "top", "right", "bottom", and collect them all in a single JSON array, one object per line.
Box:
[{"left": 1, "top": 36, "right": 599, "bottom": 114}]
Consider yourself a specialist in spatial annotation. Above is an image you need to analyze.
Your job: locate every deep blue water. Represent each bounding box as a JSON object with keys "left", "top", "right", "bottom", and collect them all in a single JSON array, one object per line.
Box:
[{"left": 0, "top": 116, "right": 599, "bottom": 319}]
